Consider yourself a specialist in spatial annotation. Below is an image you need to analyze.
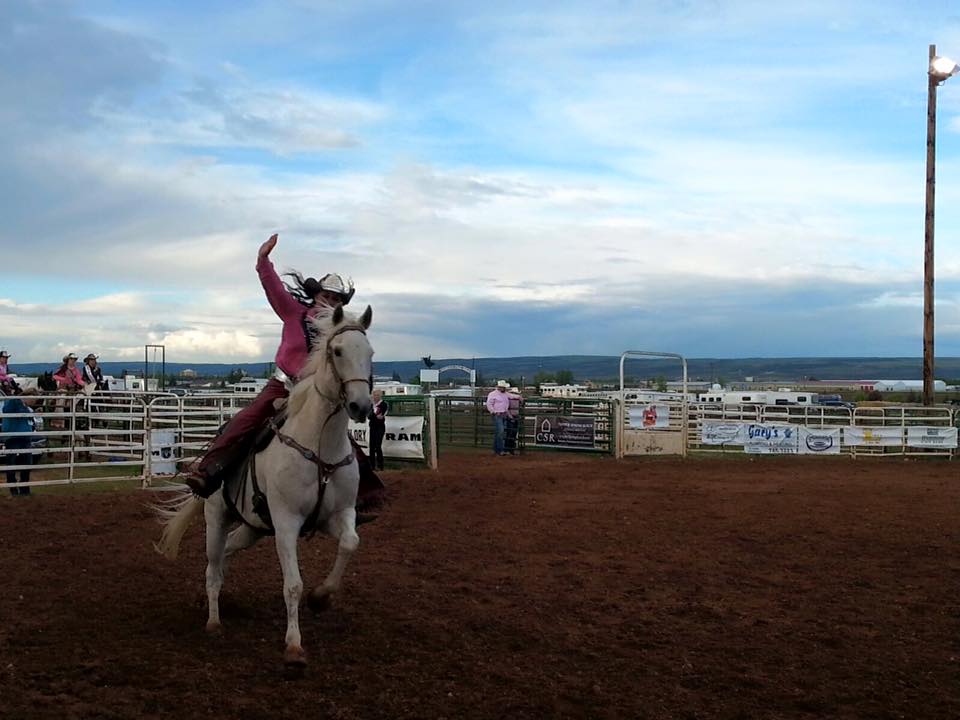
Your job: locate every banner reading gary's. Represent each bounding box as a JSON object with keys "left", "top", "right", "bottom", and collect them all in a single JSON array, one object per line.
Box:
[{"left": 534, "top": 415, "right": 596, "bottom": 448}]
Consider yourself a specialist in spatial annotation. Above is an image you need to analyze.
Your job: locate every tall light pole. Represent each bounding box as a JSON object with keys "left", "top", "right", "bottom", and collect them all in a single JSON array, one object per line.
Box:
[{"left": 923, "top": 45, "right": 959, "bottom": 406}]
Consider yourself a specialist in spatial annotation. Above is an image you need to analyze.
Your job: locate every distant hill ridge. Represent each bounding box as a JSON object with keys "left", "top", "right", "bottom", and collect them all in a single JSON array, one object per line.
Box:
[{"left": 8, "top": 356, "right": 960, "bottom": 382}]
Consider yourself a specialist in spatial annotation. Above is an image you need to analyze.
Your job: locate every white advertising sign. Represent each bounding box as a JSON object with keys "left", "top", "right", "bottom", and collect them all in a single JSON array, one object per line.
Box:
[
  {"left": 798, "top": 427, "right": 842, "bottom": 454},
  {"left": 348, "top": 416, "right": 425, "bottom": 460},
  {"left": 700, "top": 421, "right": 746, "bottom": 445},
  {"left": 628, "top": 404, "right": 670, "bottom": 429},
  {"left": 905, "top": 426, "right": 959, "bottom": 449},
  {"left": 843, "top": 426, "right": 903, "bottom": 447},
  {"left": 743, "top": 424, "right": 799, "bottom": 454}
]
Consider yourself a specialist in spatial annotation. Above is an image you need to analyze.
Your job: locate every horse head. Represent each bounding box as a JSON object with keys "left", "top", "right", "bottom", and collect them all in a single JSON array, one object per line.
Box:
[{"left": 313, "top": 304, "right": 374, "bottom": 422}]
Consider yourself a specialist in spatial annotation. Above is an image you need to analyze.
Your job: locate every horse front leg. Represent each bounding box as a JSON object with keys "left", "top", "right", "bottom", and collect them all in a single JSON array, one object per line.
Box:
[
  {"left": 273, "top": 513, "right": 307, "bottom": 669},
  {"left": 308, "top": 507, "right": 360, "bottom": 613},
  {"left": 203, "top": 495, "right": 230, "bottom": 633}
]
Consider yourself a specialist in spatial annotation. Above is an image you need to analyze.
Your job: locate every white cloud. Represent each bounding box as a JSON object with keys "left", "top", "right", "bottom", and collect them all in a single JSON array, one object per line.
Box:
[{"left": 122, "top": 329, "right": 263, "bottom": 360}]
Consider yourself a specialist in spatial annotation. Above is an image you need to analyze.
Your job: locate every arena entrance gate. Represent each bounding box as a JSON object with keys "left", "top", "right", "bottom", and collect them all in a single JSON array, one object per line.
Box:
[{"left": 617, "top": 350, "right": 688, "bottom": 458}]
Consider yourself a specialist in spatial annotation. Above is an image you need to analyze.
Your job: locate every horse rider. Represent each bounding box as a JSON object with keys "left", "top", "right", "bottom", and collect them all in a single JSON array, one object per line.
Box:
[
  {"left": 0, "top": 350, "right": 21, "bottom": 395},
  {"left": 53, "top": 353, "right": 85, "bottom": 391},
  {"left": 182, "top": 234, "right": 384, "bottom": 508},
  {"left": 82, "top": 354, "right": 109, "bottom": 391}
]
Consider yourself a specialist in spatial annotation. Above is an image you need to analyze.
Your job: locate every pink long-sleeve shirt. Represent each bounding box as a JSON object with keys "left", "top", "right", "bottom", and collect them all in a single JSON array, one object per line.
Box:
[
  {"left": 486, "top": 389, "right": 511, "bottom": 415},
  {"left": 257, "top": 256, "right": 323, "bottom": 378},
  {"left": 54, "top": 365, "right": 84, "bottom": 389},
  {"left": 0, "top": 362, "right": 11, "bottom": 383}
]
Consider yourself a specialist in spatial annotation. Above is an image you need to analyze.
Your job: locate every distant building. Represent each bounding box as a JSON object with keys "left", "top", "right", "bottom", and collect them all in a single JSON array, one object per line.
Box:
[
  {"left": 227, "top": 378, "right": 269, "bottom": 394},
  {"left": 179, "top": 368, "right": 198, "bottom": 379},
  {"left": 539, "top": 383, "right": 589, "bottom": 398},
  {"left": 111, "top": 374, "right": 159, "bottom": 392},
  {"left": 374, "top": 381, "right": 422, "bottom": 396}
]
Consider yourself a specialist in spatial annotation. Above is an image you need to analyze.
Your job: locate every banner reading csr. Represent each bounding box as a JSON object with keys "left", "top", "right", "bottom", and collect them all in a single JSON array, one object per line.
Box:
[{"left": 348, "top": 416, "right": 425, "bottom": 460}]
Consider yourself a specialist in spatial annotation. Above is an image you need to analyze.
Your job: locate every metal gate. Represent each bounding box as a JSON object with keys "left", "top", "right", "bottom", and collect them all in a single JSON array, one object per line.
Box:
[{"left": 616, "top": 350, "right": 688, "bottom": 458}]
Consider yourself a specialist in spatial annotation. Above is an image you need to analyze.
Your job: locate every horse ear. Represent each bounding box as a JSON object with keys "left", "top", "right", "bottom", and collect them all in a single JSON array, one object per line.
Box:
[
  {"left": 332, "top": 303, "right": 344, "bottom": 325},
  {"left": 360, "top": 305, "right": 372, "bottom": 329}
]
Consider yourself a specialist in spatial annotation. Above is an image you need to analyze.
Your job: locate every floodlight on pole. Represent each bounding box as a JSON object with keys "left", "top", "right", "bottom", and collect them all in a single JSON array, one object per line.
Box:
[
  {"left": 922, "top": 45, "right": 956, "bottom": 406},
  {"left": 930, "top": 55, "right": 960, "bottom": 81}
]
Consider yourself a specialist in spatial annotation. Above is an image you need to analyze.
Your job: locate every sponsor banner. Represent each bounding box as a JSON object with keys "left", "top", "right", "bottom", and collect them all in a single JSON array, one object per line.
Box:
[
  {"left": 798, "top": 427, "right": 842, "bottom": 454},
  {"left": 534, "top": 415, "right": 596, "bottom": 448},
  {"left": 348, "top": 416, "right": 425, "bottom": 460},
  {"left": 744, "top": 424, "right": 799, "bottom": 454},
  {"left": 906, "top": 426, "right": 959, "bottom": 449},
  {"left": 843, "top": 426, "right": 903, "bottom": 447},
  {"left": 628, "top": 404, "right": 670, "bottom": 429},
  {"left": 700, "top": 421, "right": 746, "bottom": 445}
]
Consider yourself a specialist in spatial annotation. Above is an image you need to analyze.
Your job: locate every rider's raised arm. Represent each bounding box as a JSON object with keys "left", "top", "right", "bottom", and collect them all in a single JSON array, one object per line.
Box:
[{"left": 255, "top": 235, "right": 303, "bottom": 322}]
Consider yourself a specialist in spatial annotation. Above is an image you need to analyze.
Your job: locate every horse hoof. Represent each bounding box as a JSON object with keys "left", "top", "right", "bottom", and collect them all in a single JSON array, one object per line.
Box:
[
  {"left": 284, "top": 645, "right": 307, "bottom": 669},
  {"left": 205, "top": 621, "right": 223, "bottom": 635},
  {"left": 307, "top": 589, "right": 332, "bottom": 614}
]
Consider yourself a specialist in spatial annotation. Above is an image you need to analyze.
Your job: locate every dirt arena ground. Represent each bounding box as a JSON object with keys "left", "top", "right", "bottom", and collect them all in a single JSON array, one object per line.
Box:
[{"left": 0, "top": 452, "right": 957, "bottom": 719}]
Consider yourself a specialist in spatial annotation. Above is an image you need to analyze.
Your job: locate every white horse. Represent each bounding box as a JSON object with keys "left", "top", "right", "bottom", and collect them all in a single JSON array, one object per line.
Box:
[{"left": 156, "top": 303, "right": 374, "bottom": 670}]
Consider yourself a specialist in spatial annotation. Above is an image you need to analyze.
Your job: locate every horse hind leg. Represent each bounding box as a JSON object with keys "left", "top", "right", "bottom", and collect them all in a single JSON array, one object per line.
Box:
[
  {"left": 308, "top": 508, "right": 360, "bottom": 614},
  {"left": 203, "top": 496, "right": 230, "bottom": 634}
]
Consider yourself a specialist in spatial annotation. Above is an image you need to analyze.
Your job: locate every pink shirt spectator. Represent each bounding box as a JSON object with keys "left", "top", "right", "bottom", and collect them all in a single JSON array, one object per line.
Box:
[
  {"left": 486, "top": 389, "right": 511, "bottom": 415},
  {"left": 0, "top": 362, "right": 11, "bottom": 384},
  {"left": 54, "top": 366, "right": 84, "bottom": 390},
  {"left": 257, "top": 256, "right": 323, "bottom": 378},
  {"left": 507, "top": 392, "right": 522, "bottom": 418}
]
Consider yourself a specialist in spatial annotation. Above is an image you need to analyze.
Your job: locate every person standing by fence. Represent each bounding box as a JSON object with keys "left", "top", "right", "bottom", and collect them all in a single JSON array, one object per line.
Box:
[
  {"left": 504, "top": 387, "right": 522, "bottom": 455},
  {"left": 2, "top": 389, "right": 37, "bottom": 497},
  {"left": 485, "top": 380, "right": 512, "bottom": 456},
  {"left": 368, "top": 389, "right": 388, "bottom": 471}
]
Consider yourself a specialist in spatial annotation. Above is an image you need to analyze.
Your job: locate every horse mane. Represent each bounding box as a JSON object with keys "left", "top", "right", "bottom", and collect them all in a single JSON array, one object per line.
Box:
[{"left": 286, "top": 306, "right": 352, "bottom": 417}]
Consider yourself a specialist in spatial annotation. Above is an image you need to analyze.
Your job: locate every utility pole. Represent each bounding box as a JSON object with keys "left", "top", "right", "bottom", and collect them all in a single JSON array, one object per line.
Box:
[{"left": 923, "top": 44, "right": 937, "bottom": 406}]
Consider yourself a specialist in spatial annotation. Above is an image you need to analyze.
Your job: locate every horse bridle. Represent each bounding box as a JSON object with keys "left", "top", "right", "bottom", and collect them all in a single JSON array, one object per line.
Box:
[
  {"left": 315, "top": 323, "right": 372, "bottom": 405},
  {"left": 271, "top": 322, "right": 371, "bottom": 481}
]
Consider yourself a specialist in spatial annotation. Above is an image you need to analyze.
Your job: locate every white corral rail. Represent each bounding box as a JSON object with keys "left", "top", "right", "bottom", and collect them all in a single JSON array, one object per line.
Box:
[{"left": 0, "top": 390, "right": 444, "bottom": 490}]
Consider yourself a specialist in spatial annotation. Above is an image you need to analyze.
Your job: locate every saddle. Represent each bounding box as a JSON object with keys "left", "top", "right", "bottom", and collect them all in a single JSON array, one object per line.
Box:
[{"left": 219, "top": 407, "right": 385, "bottom": 536}]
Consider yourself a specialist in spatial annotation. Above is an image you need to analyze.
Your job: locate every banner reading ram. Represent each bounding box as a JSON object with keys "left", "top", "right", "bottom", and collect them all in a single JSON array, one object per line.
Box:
[{"left": 349, "top": 416, "right": 425, "bottom": 460}]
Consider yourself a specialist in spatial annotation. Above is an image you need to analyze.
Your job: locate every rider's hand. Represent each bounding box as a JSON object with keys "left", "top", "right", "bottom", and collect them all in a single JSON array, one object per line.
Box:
[{"left": 258, "top": 234, "right": 278, "bottom": 259}]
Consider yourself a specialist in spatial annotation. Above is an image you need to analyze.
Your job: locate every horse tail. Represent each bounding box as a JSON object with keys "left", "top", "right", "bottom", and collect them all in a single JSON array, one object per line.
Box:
[{"left": 153, "top": 490, "right": 204, "bottom": 560}]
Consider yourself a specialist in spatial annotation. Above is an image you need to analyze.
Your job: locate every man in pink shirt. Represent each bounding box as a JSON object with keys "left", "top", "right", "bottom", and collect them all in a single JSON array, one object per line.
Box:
[
  {"left": 184, "top": 234, "right": 381, "bottom": 505},
  {"left": 485, "top": 380, "right": 512, "bottom": 456}
]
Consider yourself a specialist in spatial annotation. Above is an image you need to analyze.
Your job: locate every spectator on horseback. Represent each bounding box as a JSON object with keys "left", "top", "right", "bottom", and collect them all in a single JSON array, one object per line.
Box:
[
  {"left": 82, "top": 354, "right": 109, "bottom": 391},
  {"left": 0, "top": 350, "right": 21, "bottom": 395},
  {"left": 183, "top": 233, "right": 379, "bottom": 502},
  {"left": 53, "top": 353, "right": 84, "bottom": 391}
]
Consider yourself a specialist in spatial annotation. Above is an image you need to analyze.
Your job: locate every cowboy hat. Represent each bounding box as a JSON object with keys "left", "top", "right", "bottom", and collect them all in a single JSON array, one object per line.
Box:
[
  {"left": 496, "top": 380, "right": 509, "bottom": 388},
  {"left": 63, "top": 352, "right": 78, "bottom": 361},
  {"left": 0, "top": 350, "right": 8, "bottom": 358},
  {"left": 303, "top": 273, "right": 355, "bottom": 305},
  {"left": 84, "top": 353, "right": 98, "bottom": 362}
]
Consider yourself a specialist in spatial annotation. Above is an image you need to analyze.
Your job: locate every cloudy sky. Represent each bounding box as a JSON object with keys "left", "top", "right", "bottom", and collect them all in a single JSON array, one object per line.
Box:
[{"left": 2, "top": 0, "right": 960, "bottom": 362}]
